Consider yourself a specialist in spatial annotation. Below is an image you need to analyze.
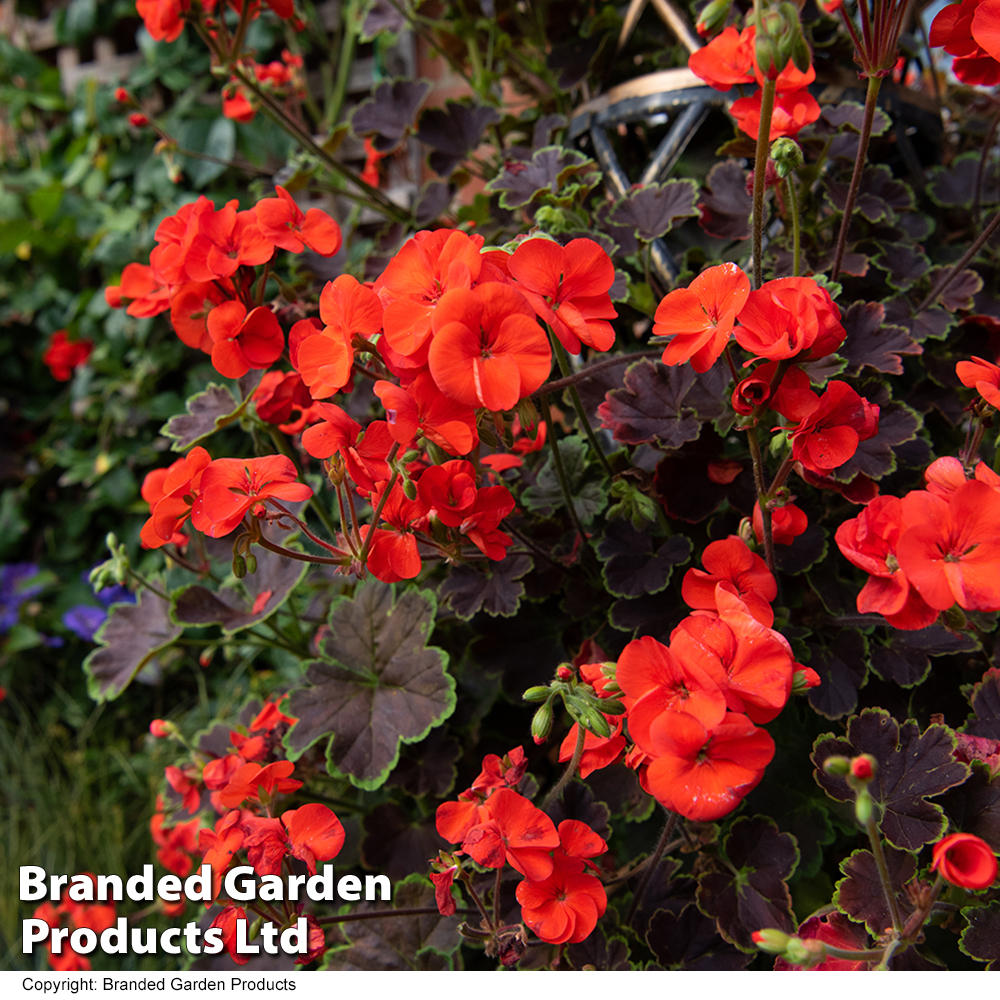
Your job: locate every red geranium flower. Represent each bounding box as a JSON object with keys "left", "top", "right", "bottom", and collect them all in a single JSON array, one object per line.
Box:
[
  {"left": 207, "top": 301, "right": 285, "bottom": 380},
  {"left": 191, "top": 455, "right": 313, "bottom": 537},
  {"left": 515, "top": 856, "right": 607, "bottom": 944},
  {"left": 653, "top": 263, "right": 750, "bottom": 372},
  {"left": 42, "top": 330, "right": 93, "bottom": 381},
  {"left": 185, "top": 202, "right": 274, "bottom": 282},
  {"left": 956, "top": 355, "right": 1000, "bottom": 408},
  {"left": 931, "top": 832, "right": 998, "bottom": 890},
  {"left": 374, "top": 374, "right": 480, "bottom": 456},
  {"left": 210, "top": 905, "right": 251, "bottom": 965},
  {"left": 255, "top": 186, "right": 343, "bottom": 256},
  {"left": 461, "top": 787, "right": 560, "bottom": 880},
  {"left": 681, "top": 535, "right": 778, "bottom": 626},
  {"left": 218, "top": 760, "right": 303, "bottom": 809},
  {"left": 897, "top": 480, "right": 1000, "bottom": 612},
  {"left": 170, "top": 280, "right": 233, "bottom": 353},
  {"left": 753, "top": 502, "right": 808, "bottom": 546},
  {"left": 930, "top": 0, "right": 1000, "bottom": 85},
  {"left": 788, "top": 381, "right": 879, "bottom": 474},
  {"left": 688, "top": 25, "right": 756, "bottom": 89},
  {"left": 730, "top": 88, "right": 821, "bottom": 141},
  {"left": 427, "top": 283, "right": 551, "bottom": 411},
  {"left": 507, "top": 237, "right": 618, "bottom": 354},
  {"left": 641, "top": 710, "right": 775, "bottom": 821}
]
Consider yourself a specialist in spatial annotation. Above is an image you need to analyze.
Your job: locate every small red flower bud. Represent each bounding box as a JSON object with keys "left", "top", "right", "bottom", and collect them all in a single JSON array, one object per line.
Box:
[
  {"left": 850, "top": 755, "right": 875, "bottom": 781},
  {"left": 149, "top": 719, "right": 171, "bottom": 738},
  {"left": 114, "top": 87, "right": 132, "bottom": 104},
  {"left": 557, "top": 665, "right": 572, "bottom": 681},
  {"left": 128, "top": 112, "right": 150, "bottom": 127}
]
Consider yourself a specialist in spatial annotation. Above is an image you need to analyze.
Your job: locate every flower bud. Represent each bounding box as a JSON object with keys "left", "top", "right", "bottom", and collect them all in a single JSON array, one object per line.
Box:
[
  {"left": 531, "top": 700, "right": 554, "bottom": 744},
  {"left": 233, "top": 553, "right": 247, "bottom": 578},
  {"left": 149, "top": 719, "right": 174, "bottom": 738},
  {"left": 523, "top": 685, "right": 551, "bottom": 702},
  {"left": 695, "top": 0, "right": 733, "bottom": 38},
  {"left": 245, "top": 552, "right": 257, "bottom": 576},
  {"left": 850, "top": 754, "right": 876, "bottom": 783},
  {"left": 855, "top": 787, "right": 874, "bottom": 826},
  {"left": 128, "top": 112, "right": 150, "bottom": 128},
  {"left": 402, "top": 477, "right": 418, "bottom": 501},
  {"left": 792, "top": 666, "right": 821, "bottom": 695},
  {"left": 114, "top": 87, "right": 133, "bottom": 104},
  {"left": 557, "top": 665, "right": 572, "bottom": 681},
  {"left": 770, "top": 137, "right": 804, "bottom": 178},
  {"left": 823, "top": 755, "right": 850, "bottom": 777},
  {"left": 752, "top": 928, "right": 791, "bottom": 954}
]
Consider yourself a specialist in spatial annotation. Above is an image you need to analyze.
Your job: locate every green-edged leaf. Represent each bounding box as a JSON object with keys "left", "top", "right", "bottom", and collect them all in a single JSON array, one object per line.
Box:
[
  {"left": 438, "top": 554, "right": 532, "bottom": 620},
  {"left": 840, "top": 301, "right": 920, "bottom": 376},
  {"left": 812, "top": 709, "right": 971, "bottom": 850},
  {"left": 321, "top": 874, "right": 461, "bottom": 970},
  {"left": 84, "top": 589, "right": 182, "bottom": 701},
  {"left": 647, "top": 902, "right": 750, "bottom": 969},
  {"left": 927, "top": 152, "right": 999, "bottom": 209},
  {"left": 597, "top": 359, "right": 726, "bottom": 448},
  {"left": 161, "top": 383, "right": 249, "bottom": 452},
  {"left": 869, "top": 626, "right": 979, "bottom": 689},
  {"left": 606, "top": 180, "right": 699, "bottom": 242},
  {"left": 940, "top": 762, "right": 1000, "bottom": 853},
  {"left": 695, "top": 815, "right": 799, "bottom": 952},
  {"left": 171, "top": 525, "right": 308, "bottom": 633},
  {"left": 964, "top": 666, "right": 1000, "bottom": 739},
  {"left": 831, "top": 399, "right": 922, "bottom": 483},
  {"left": 351, "top": 79, "right": 432, "bottom": 153},
  {"left": 416, "top": 101, "right": 502, "bottom": 177},
  {"left": 566, "top": 924, "right": 632, "bottom": 970},
  {"left": 806, "top": 630, "right": 868, "bottom": 719},
  {"left": 596, "top": 521, "right": 692, "bottom": 598},
  {"left": 833, "top": 847, "right": 916, "bottom": 935},
  {"left": 285, "top": 583, "right": 455, "bottom": 790},
  {"left": 959, "top": 902, "right": 1000, "bottom": 968},
  {"left": 485, "top": 146, "right": 601, "bottom": 210},
  {"left": 521, "top": 436, "right": 607, "bottom": 525}
]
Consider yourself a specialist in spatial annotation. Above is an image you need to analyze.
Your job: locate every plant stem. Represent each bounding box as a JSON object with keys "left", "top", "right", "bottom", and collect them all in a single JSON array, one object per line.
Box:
[
  {"left": 492, "top": 868, "right": 503, "bottom": 928},
  {"left": 356, "top": 443, "right": 401, "bottom": 566},
  {"left": 865, "top": 814, "right": 903, "bottom": 933},
  {"left": 746, "top": 426, "right": 775, "bottom": 574},
  {"left": 327, "top": 0, "right": 360, "bottom": 129},
  {"left": 255, "top": 535, "right": 348, "bottom": 566},
  {"left": 831, "top": 74, "right": 883, "bottom": 282},
  {"left": 539, "top": 393, "right": 586, "bottom": 547},
  {"left": 918, "top": 206, "right": 1000, "bottom": 311},
  {"left": 548, "top": 332, "right": 614, "bottom": 479},
  {"left": 315, "top": 907, "right": 479, "bottom": 925},
  {"left": 625, "top": 809, "right": 677, "bottom": 925},
  {"left": 531, "top": 350, "right": 663, "bottom": 398},
  {"left": 542, "top": 723, "right": 586, "bottom": 812},
  {"left": 751, "top": 79, "right": 777, "bottom": 289},
  {"left": 786, "top": 173, "right": 801, "bottom": 277}
]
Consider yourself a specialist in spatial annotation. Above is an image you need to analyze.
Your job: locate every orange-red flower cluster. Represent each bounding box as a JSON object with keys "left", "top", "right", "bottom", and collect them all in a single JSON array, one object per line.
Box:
[
  {"left": 32, "top": 875, "right": 116, "bottom": 971},
  {"left": 42, "top": 330, "right": 93, "bottom": 381},
  {"left": 222, "top": 51, "right": 305, "bottom": 123},
  {"left": 836, "top": 456, "right": 1000, "bottom": 628},
  {"left": 434, "top": 749, "right": 608, "bottom": 945},
  {"left": 929, "top": 0, "right": 1000, "bottom": 87},
  {"left": 688, "top": 25, "right": 821, "bottom": 140},
  {"left": 615, "top": 538, "right": 813, "bottom": 820}
]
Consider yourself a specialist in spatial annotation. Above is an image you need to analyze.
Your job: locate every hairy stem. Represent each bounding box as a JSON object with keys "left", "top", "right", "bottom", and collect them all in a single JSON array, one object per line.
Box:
[
  {"left": 918, "top": 206, "right": 1000, "bottom": 311},
  {"left": 531, "top": 350, "right": 663, "bottom": 398},
  {"left": 356, "top": 442, "right": 402, "bottom": 566},
  {"left": 786, "top": 173, "right": 801, "bottom": 277},
  {"left": 548, "top": 333, "right": 614, "bottom": 479},
  {"left": 539, "top": 393, "right": 587, "bottom": 546},
  {"left": 865, "top": 814, "right": 903, "bottom": 933},
  {"left": 831, "top": 74, "right": 883, "bottom": 282},
  {"left": 751, "top": 79, "right": 777, "bottom": 289},
  {"left": 542, "top": 722, "right": 586, "bottom": 812},
  {"left": 625, "top": 809, "right": 678, "bottom": 924}
]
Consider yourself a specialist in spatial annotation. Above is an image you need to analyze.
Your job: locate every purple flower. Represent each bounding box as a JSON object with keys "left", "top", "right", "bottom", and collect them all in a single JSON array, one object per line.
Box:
[
  {"left": 0, "top": 563, "right": 45, "bottom": 632},
  {"left": 62, "top": 606, "right": 109, "bottom": 642}
]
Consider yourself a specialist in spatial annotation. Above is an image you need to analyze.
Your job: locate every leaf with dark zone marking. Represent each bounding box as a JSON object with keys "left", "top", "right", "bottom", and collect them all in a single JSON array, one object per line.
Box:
[
  {"left": 882, "top": 297, "right": 956, "bottom": 343},
  {"left": 806, "top": 630, "right": 868, "bottom": 720},
  {"left": 820, "top": 102, "right": 891, "bottom": 137},
  {"left": 172, "top": 525, "right": 307, "bottom": 634},
  {"left": 826, "top": 165, "right": 914, "bottom": 225},
  {"left": 321, "top": 875, "right": 461, "bottom": 970},
  {"left": 929, "top": 267, "right": 983, "bottom": 312},
  {"left": 698, "top": 160, "right": 751, "bottom": 240},
  {"left": 927, "top": 152, "right": 1000, "bottom": 209},
  {"left": 544, "top": 779, "right": 611, "bottom": 841},
  {"left": 485, "top": 146, "right": 601, "bottom": 211},
  {"left": 607, "top": 180, "right": 700, "bottom": 243},
  {"left": 869, "top": 626, "right": 979, "bottom": 689},
  {"left": 834, "top": 847, "right": 916, "bottom": 935},
  {"left": 598, "top": 359, "right": 725, "bottom": 448},
  {"left": 647, "top": 903, "right": 751, "bottom": 970},
  {"left": 387, "top": 728, "right": 461, "bottom": 799},
  {"left": 964, "top": 667, "right": 1000, "bottom": 739},
  {"left": 940, "top": 763, "right": 1000, "bottom": 853},
  {"left": 874, "top": 242, "right": 929, "bottom": 291},
  {"left": 351, "top": 79, "right": 431, "bottom": 153},
  {"left": 84, "top": 589, "right": 182, "bottom": 701},
  {"left": 417, "top": 102, "right": 502, "bottom": 177},
  {"left": 959, "top": 902, "right": 1000, "bottom": 968},
  {"left": 566, "top": 924, "right": 631, "bottom": 970},
  {"left": 361, "top": 803, "right": 448, "bottom": 882},
  {"left": 596, "top": 521, "right": 692, "bottom": 599},
  {"left": 438, "top": 554, "right": 532, "bottom": 620},
  {"left": 812, "top": 708, "right": 970, "bottom": 850},
  {"left": 840, "top": 301, "right": 920, "bottom": 376},
  {"left": 285, "top": 583, "right": 455, "bottom": 790},
  {"left": 161, "top": 384, "right": 248, "bottom": 452},
  {"left": 521, "top": 437, "right": 607, "bottom": 525},
  {"left": 695, "top": 815, "right": 799, "bottom": 952},
  {"left": 831, "top": 399, "right": 922, "bottom": 483}
]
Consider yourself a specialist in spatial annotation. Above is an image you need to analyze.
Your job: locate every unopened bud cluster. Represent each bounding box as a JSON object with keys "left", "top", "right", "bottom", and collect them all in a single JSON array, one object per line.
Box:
[{"left": 523, "top": 662, "right": 623, "bottom": 745}]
